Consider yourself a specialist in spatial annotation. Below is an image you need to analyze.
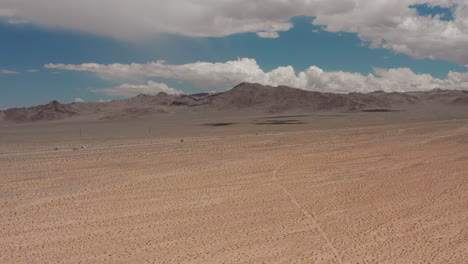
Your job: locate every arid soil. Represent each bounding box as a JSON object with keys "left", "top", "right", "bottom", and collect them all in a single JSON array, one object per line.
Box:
[{"left": 1, "top": 113, "right": 468, "bottom": 263}]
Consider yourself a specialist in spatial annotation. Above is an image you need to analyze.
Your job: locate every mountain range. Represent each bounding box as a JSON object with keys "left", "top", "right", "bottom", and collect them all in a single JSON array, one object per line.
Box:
[{"left": 2, "top": 82, "right": 468, "bottom": 123}]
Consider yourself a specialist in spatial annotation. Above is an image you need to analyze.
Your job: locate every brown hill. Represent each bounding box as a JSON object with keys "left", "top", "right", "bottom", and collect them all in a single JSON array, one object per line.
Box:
[
  {"left": 1, "top": 83, "right": 467, "bottom": 123},
  {"left": 204, "top": 83, "right": 379, "bottom": 111},
  {"left": 2, "top": 100, "right": 77, "bottom": 123},
  {"left": 451, "top": 96, "right": 468, "bottom": 105}
]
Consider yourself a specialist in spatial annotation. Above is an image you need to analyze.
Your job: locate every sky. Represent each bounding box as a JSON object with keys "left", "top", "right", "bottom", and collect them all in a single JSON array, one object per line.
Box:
[{"left": 1, "top": 0, "right": 468, "bottom": 109}]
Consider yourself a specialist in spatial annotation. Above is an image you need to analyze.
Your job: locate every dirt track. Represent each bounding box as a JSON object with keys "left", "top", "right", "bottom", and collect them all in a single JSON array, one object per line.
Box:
[{"left": 1, "top": 120, "right": 468, "bottom": 263}]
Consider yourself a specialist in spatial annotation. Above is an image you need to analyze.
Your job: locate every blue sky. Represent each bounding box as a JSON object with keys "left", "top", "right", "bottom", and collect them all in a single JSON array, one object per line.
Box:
[{"left": 1, "top": 1, "right": 468, "bottom": 109}]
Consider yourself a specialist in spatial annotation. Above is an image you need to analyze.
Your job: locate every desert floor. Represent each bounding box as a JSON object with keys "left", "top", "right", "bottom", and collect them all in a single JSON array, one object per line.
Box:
[{"left": 1, "top": 110, "right": 468, "bottom": 263}]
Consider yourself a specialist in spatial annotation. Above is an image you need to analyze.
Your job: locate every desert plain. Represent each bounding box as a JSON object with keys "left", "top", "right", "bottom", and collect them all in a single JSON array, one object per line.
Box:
[{"left": 1, "top": 107, "right": 468, "bottom": 263}]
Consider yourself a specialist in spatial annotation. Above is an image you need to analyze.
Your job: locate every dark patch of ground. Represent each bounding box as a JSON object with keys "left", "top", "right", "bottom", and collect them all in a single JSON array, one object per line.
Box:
[
  {"left": 315, "top": 114, "right": 347, "bottom": 117},
  {"left": 256, "top": 120, "right": 306, "bottom": 125},
  {"left": 202, "top": 123, "right": 238, "bottom": 127},
  {"left": 361, "top": 109, "right": 401, "bottom": 112},
  {"left": 261, "top": 115, "right": 310, "bottom": 119}
]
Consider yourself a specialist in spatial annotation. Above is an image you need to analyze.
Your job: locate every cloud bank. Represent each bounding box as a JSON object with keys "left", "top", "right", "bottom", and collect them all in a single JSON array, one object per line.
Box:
[
  {"left": 7, "top": 19, "right": 29, "bottom": 24},
  {"left": 91, "top": 80, "right": 183, "bottom": 97},
  {"left": 257, "top": 31, "right": 280, "bottom": 38},
  {"left": 1, "top": 0, "right": 468, "bottom": 65},
  {"left": 0, "top": 69, "right": 18, "bottom": 74},
  {"left": 46, "top": 58, "right": 468, "bottom": 96}
]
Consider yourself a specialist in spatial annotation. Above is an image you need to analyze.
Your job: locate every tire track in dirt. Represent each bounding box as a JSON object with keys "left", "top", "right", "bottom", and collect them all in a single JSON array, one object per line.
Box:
[{"left": 271, "top": 161, "right": 345, "bottom": 264}]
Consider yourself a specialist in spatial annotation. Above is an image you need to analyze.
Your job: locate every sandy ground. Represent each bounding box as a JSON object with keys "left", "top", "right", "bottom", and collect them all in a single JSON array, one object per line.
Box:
[{"left": 1, "top": 111, "right": 468, "bottom": 263}]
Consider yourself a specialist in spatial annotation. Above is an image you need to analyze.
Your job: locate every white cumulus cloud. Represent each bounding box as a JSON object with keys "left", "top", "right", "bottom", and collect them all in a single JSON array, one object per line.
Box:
[
  {"left": 7, "top": 19, "right": 29, "bottom": 24},
  {"left": 91, "top": 80, "right": 183, "bottom": 97},
  {"left": 0, "top": 69, "right": 18, "bottom": 74},
  {"left": 46, "top": 58, "right": 468, "bottom": 93},
  {"left": 257, "top": 31, "right": 280, "bottom": 38},
  {"left": 74, "top": 97, "right": 84, "bottom": 103},
  {"left": 0, "top": 7, "right": 15, "bottom": 17},
  {"left": 2, "top": 0, "right": 468, "bottom": 64},
  {"left": 312, "top": 0, "right": 468, "bottom": 65}
]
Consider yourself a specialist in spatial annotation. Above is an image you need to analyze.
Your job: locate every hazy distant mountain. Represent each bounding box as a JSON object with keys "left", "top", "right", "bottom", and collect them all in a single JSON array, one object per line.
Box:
[
  {"left": 1, "top": 100, "right": 77, "bottom": 123},
  {"left": 1, "top": 82, "right": 468, "bottom": 123}
]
